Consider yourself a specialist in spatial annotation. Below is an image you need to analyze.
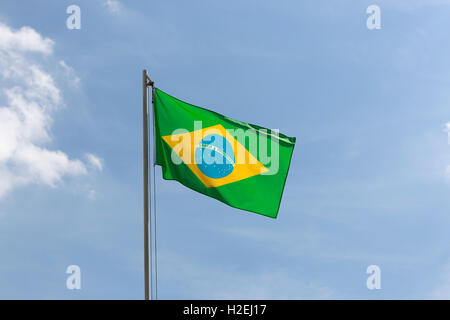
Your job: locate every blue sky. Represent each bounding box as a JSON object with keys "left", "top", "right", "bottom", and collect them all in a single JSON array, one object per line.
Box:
[{"left": 0, "top": 0, "right": 449, "bottom": 299}]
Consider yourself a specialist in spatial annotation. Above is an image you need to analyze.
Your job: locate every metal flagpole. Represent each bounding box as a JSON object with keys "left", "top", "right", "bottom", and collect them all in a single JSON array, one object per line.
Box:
[
  {"left": 142, "top": 70, "right": 150, "bottom": 300},
  {"left": 151, "top": 85, "right": 159, "bottom": 300},
  {"left": 142, "top": 69, "right": 154, "bottom": 300}
]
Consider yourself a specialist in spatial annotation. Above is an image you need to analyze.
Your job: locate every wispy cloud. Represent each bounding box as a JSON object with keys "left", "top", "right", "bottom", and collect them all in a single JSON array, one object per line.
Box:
[
  {"left": 445, "top": 122, "right": 450, "bottom": 140},
  {"left": 103, "top": 0, "right": 122, "bottom": 14},
  {"left": 446, "top": 122, "right": 450, "bottom": 180},
  {"left": 160, "top": 251, "right": 334, "bottom": 299},
  {"left": 85, "top": 153, "right": 103, "bottom": 171},
  {"left": 0, "top": 22, "right": 99, "bottom": 199},
  {"left": 386, "top": 0, "right": 450, "bottom": 9},
  {"left": 429, "top": 261, "right": 450, "bottom": 299},
  {"left": 59, "top": 60, "right": 81, "bottom": 88}
]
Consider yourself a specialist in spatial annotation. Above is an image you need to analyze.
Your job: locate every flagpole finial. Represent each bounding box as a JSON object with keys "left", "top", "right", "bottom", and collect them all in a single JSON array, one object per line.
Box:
[{"left": 143, "top": 70, "right": 154, "bottom": 88}]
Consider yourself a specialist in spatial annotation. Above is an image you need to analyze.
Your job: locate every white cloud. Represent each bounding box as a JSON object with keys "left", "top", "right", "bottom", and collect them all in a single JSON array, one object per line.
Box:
[
  {"left": 85, "top": 153, "right": 103, "bottom": 171},
  {"left": 0, "top": 23, "right": 53, "bottom": 54},
  {"left": 0, "top": 22, "right": 99, "bottom": 199},
  {"left": 103, "top": 0, "right": 122, "bottom": 14}
]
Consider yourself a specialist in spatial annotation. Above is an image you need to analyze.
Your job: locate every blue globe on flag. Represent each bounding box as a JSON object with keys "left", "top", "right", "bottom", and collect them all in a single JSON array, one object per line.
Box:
[{"left": 195, "top": 134, "right": 235, "bottom": 179}]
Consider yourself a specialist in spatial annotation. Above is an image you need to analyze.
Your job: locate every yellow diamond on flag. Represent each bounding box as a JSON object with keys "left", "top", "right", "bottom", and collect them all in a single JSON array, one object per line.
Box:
[{"left": 162, "top": 124, "right": 268, "bottom": 188}]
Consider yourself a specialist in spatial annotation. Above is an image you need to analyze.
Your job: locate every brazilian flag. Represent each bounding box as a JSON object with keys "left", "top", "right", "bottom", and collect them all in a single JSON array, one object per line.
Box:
[{"left": 154, "top": 88, "right": 296, "bottom": 218}]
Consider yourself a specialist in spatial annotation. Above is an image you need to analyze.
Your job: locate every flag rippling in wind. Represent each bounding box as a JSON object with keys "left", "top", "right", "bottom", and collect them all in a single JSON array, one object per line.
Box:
[{"left": 153, "top": 88, "right": 295, "bottom": 218}]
